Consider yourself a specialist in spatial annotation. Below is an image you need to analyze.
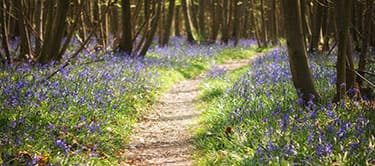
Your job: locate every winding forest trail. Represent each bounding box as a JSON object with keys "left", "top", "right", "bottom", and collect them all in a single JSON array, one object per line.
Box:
[{"left": 123, "top": 55, "right": 261, "bottom": 166}]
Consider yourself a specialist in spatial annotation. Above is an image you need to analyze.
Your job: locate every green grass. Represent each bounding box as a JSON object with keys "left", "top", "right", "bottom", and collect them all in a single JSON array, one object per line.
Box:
[
  {"left": 192, "top": 49, "right": 375, "bottom": 165},
  {"left": 193, "top": 66, "right": 253, "bottom": 165}
]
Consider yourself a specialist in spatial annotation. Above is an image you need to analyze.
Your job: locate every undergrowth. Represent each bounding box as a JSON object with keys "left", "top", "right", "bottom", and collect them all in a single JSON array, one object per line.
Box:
[
  {"left": 194, "top": 48, "right": 375, "bottom": 165},
  {"left": 0, "top": 38, "right": 258, "bottom": 165}
]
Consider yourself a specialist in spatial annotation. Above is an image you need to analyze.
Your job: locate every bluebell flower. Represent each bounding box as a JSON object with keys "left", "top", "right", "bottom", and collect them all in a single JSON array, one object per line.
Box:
[
  {"left": 316, "top": 145, "right": 324, "bottom": 156},
  {"left": 325, "top": 143, "right": 332, "bottom": 156}
]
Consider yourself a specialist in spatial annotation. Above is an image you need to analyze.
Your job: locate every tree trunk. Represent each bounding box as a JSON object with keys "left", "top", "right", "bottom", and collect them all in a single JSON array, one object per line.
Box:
[
  {"left": 310, "top": 2, "right": 323, "bottom": 52},
  {"left": 15, "top": 0, "right": 32, "bottom": 60},
  {"left": 174, "top": 5, "right": 181, "bottom": 36},
  {"left": 198, "top": 0, "right": 206, "bottom": 42},
  {"left": 269, "top": 0, "right": 278, "bottom": 44},
  {"left": 300, "top": 0, "right": 311, "bottom": 48},
  {"left": 1, "top": 0, "right": 11, "bottom": 64},
  {"left": 39, "top": 0, "right": 70, "bottom": 64},
  {"left": 188, "top": 0, "right": 199, "bottom": 37},
  {"left": 346, "top": 33, "right": 357, "bottom": 93},
  {"left": 260, "top": 0, "right": 268, "bottom": 47},
  {"left": 221, "top": 0, "right": 229, "bottom": 44},
  {"left": 321, "top": 2, "right": 330, "bottom": 52},
  {"left": 242, "top": 0, "right": 249, "bottom": 38},
  {"left": 138, "top": 0, "right": 161, "bottom": 56},
  {"left": 335, "top": 0, "right": 352, "bottom": 100},
  {"left": 210, "top": 0, "right": 219, "bottom": 43},
  {"left": 158, "top": 0, "right": 165, "bottom": 45},
  {"left": 233, "top": 0, "right": 242, "bottom": 46},
  {"left": 282, "top": 0, "right": 320, "bottom": 101},
  {"left": 119, "top": 0, "right": 132, "bottom": 55},
  {"left": 181, "top": 0, "right": 195, "bottom": 44},
  {"left": 160, "top": 0, "right": 175, "bottom": 47},
  {"left": 358, "top": 0, "right": 372, "bottom": 87}
]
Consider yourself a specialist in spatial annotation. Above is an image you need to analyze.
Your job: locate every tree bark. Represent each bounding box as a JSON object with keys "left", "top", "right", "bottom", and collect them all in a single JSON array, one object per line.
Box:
[
  {"left": 174, "top": 5, "right": 181, "bottom": 36},
  {"left": 210, "top": 0, "right": 219, "bottom": 43},
  {"left": 221, "top": 0, "right": 229, "bottom": 44},
  {"left": 233, "top": 0, "right": 242, "bottom": 46},
  {"left": 181, "top": 0, "right": 195, "bottom": 44},
  {"left": 138, "top": 0, "right": 161, "bottom": 56},
  {"left": 0, "top": 0, "right": 11, "bottom": 64},
  {"left": 358, "top": 0, "right": 372, "bottom": 87},
  {"left": 15, "top": 0, "right": 32, "bottom": 60},
  {"left": 335, "top": 0, "right": 352, "bottom": 100},
  {"left": 260, "top": 0, "right": 268, "bottom": 47},
  {"left": 160, "top": 0, "right": 175, "bottom": 47},
  {"left": 282, "top": 0, "right": 320, "bottom": 101},
  {"left": 310, "top": 2, "right": 323, "bottom": 52},
  {"left": 198, "top": 0, "right": 206, "bottom": 42},
  {"left": 119, "top": 0, "right": 133, "bottom": 55},
  {"left": 39, "top": 0, "right": 70, "bottom": 64}
]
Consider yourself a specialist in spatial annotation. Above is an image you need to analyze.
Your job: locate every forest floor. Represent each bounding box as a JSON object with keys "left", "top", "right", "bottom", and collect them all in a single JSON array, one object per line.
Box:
[{"left": 122, "top": 55, "right": 262, "bottom": 166}]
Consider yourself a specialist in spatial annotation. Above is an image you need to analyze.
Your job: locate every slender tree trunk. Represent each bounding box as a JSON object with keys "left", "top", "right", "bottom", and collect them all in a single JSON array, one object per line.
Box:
[
  {"left": 119, "top": 0, "right": 132, "bottom": 55},
  {"left": 310, "top": 3, "right": 323, "bottom": 52},
  {"left": 139, "top": 0, "right": 162, "bottom": 56},
  {"left": 321, "top": 1, "right": 330, "bottom": 51},
  {"left": 242, "top": 0, "right": 249, "bottom": 38},
  {"left": 1, "top": 0, "right": 11, "bottom": 64},
  {"left": 233, "top": 0, "right": 242, "bottom": 46},
  {"left": 210, "top": 0, "right": 219, "bottom": 43},
  {"left": 34, "top": 0, "right": 43, "bottom": 55},
  {"left": 346, "top": 33, "right": 356, "bottom": 93},
  {"left": 260, "top": 0, "right": 268, "bottom": 47},
  {"left": 221, "top": 0, "right": 229, "bottom": 44},
  {"left": 269, "top": 0, "right": 278, "bottom": 44},
  {"left": 300, "top": 0, "right": 310, "bottom": 47},
  {"left": 335, "top": 0, "right": 352, "bottom": 100},
  {"left": 358, "top": 0, "right": 372, "bottom": 87},
  {"left": 181, "top": 0, "right": 195, "bottom": 44},
  {"left": 188, "top": 0, "right": 199, "bottom": 36},
  {"left": 39, "top": 0, "right": 70, "bottom": 64},
  {"left": 282, "top": 0, "right": 319, "bottom": 101},
  {"left": 158, "top": 0, "right": 165, "bottom": 45},
  {"left": 174, "top": 5, "right": 181, "bottom": 36},
  {"left": 15, "top": 0, "right": 32, "bottom": 60},
  {"left": 198, "top": 0, "right": 206, "bottom": 42},
  {"left": 160, "top": 0, "right": 175, "bottom": 47}
]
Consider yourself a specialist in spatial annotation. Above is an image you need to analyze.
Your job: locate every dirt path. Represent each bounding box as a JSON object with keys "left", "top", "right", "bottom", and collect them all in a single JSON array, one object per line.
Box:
[{"left": 122, "top": 55, "right": 261, "bottom": 166}]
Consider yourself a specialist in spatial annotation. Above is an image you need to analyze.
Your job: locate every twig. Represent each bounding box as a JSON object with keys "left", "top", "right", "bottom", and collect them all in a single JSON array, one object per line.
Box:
[
  {"left": 354, "top": 70, "right": 375, "bottom": 88},
  {"left": 326, "top": 40, "right": 337, "bottom": 56},
  {"left": 357, "top": 70, "right": 375, "bottom": 77}
]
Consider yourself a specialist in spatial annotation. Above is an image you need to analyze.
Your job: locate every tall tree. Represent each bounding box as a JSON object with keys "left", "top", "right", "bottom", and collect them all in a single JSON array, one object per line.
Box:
[
  {"left": 138, "top": 0, "right": 162, "bottom": 56},
  {"left": 210, "top": 0, "right": 219, "bottom": 43},
  {"left": 15, "top": 0, "right": 32, "bottom": 60},
  {"left": 310, "top": 2, "right": 324, "bottom": 52},
  {"left": 198, "top": 0, "right": 206, "bottom": 42},
  {"left": 358, "top": 0, "right": 373, "bottom": 87},
  {"left": 260, "top": 0, "right": 268, "bottom": 47},
  {"left": 0, "top": 0, "right": 11, "bottom": 64},
  {"left": 181, "top": 0, "right": 195, "bottom": 44},
  {"left": 335, "top": 0, "right": 353, "bottom": 100},
  {"left": 221, "top": 0, "right": 230, "bottom": 44},
  {"left": 119, "top": 0, "right": 132, "bottom": 55},
  {"left": 39, "top": 0, "right": 70, "bottom": 64},
  {"left": 174, "top": 5, "right": 181, "bottom": 36},
  {"left": 160, "top": 0, "right": 175, "bottom": 47},
  {"left": 281, "top": 0, "right": 319, "bottom": 100},
  {"left": 233, "top": 0, "right": 242, "bottom": 46}
]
